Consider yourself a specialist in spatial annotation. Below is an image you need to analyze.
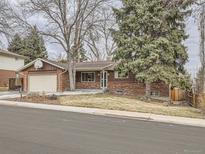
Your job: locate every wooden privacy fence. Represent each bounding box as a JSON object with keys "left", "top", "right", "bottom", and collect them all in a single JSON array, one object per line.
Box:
[
  {"left": 169, "top": 87, "right": 205, "bottom": 109},
  {"left": 193, "top": 93, "right": 205, "bottom": 109},
  {"left": 171, "top": 88, "right": 186, "bottom": 101}
]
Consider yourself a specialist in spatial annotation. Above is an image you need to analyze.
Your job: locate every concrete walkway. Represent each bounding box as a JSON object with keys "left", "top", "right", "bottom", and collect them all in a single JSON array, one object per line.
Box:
[
  {"left": 46, "top": 89, "right": 103, "bottom": 96},
  {"left": 0, "top": 100, "right": 205, "bottom": 128}
]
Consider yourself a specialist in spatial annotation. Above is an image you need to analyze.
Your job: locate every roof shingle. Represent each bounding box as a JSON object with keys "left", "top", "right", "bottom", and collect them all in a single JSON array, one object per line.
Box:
[
  {"left": 19, "top": 58, "right": 116, "bottom": 72},
  {"left": 47, "top": 60, "right": 116, "bottom": 71}
]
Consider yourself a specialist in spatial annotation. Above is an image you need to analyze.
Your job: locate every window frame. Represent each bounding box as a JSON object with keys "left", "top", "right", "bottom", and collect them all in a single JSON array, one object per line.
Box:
[{"left": 81, "top": 72, "right": 96, "bottom": 82}]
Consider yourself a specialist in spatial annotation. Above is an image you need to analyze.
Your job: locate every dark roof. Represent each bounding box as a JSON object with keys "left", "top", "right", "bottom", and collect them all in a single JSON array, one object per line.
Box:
[
  {"left": 44, "top": 58, "right": 117, "bottom": 70},
  {"left": 0, "top": 49, "right": 26, "bottom": 59},
  {"left": 48, "top": 60, "right": 116, "bottom": 71},
  {"left": 76, "top": 61, "right": 115, "bottom": 71},
  {"left": 18, "top": 58, "right": 116, "bottom": 72},
  {"left": 57, "top": 61, "right": 115, "bottom": 71}
]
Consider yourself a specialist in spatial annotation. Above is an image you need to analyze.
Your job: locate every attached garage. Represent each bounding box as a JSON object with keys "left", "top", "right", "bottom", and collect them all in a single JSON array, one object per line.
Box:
[
  {"left": 28, "top": 74, "right": 57, "bottom": 92},
  {"left": 18, "top": 58, "right": 68, "bottom": 93}
]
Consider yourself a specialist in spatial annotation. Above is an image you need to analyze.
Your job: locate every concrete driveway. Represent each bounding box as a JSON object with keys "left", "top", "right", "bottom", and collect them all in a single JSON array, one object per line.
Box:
[{"left": 0, "top": 91, "right": 21, "bottom": 100}]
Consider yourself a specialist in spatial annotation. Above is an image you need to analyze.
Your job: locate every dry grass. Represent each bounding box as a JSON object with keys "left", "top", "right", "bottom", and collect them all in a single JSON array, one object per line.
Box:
[{"left": 59, "top": 94, "right": 204, "bottom": 119}]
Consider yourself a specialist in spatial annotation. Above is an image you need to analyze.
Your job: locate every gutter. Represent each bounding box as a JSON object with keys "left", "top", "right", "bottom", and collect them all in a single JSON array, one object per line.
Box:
[{"left": 101, "top": 63, "right": 115, "bottom": 71}]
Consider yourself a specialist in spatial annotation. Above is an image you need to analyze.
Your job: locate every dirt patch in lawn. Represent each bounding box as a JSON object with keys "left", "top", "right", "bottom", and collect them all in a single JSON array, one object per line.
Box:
[
  {"left": 11, "top": 95, "right": 60, "bottom": 105},
  {"left": 9, "top": 94, "right": 204, "bottom": 119}
]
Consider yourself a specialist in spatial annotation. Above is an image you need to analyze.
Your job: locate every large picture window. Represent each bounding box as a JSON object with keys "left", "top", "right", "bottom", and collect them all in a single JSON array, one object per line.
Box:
[{"left": 81, "top": 72, "right": 95, "bottom": 82}]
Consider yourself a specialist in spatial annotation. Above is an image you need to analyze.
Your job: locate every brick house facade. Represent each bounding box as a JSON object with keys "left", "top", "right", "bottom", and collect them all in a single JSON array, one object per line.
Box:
[
  {"left": 19, "top": 58, "right": 169, "bottom": 97},
  {"left": 0, "top": 50, "right": 25, "bottom": 90},
  {"left": 0, "top": 70, "right": 16, "bottom": 88}
]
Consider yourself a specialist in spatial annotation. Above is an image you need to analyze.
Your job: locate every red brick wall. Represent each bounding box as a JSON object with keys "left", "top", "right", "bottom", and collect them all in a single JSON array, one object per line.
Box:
[
  {"left": 61, "top": 72, "right": 70, "bottom": 91},
  {"left": 150, "top": 82, "right": 169, "bottom": 97},
  {"left": 107, "top": 71, "right": 169, "bottom": 97},
  {"left": 107, "top": 71, "right": 146, "bottom": 96},
  {"left": 0, "top": 70, "right": 16, "bottom": 87}
]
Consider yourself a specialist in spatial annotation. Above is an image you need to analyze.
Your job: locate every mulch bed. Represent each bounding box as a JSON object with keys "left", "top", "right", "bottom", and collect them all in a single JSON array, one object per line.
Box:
[{"left": 10, "top": 95, "right": 60, "bottom": 105}]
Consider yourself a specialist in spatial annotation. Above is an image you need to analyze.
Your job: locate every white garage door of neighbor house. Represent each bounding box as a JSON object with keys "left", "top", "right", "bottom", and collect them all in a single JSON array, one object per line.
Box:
[{"left": 28, "top": 74, "right": 57, "bottom": 92}]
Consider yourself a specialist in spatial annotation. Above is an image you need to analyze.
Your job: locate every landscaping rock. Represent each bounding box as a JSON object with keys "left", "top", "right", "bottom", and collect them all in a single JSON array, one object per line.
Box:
[
  {"left": 48, "top": 94, "right": 58, "bottom": 100},
  {"left": 163, "top": 102, "right": 169, "bottom": 107}
]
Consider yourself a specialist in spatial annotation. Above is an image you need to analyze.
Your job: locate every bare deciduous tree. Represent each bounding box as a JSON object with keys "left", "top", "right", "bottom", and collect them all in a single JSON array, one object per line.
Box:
[
  {"left": 85, "top": 6, "right": 116, "bottom": 61},
  {"left": 21, "top": 0, "right": 108, "bottom": 90},
  {"left": 0, "top": 0, "right": 19, "bottom": 46},
  {"left": 193, "top": 1, "right": 205, "bottom": 92}
]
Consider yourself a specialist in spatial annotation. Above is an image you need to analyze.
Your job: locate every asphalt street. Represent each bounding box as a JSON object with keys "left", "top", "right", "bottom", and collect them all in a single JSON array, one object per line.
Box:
[{"left": 0, "top": 105, "right": 205, "bottom": 154}]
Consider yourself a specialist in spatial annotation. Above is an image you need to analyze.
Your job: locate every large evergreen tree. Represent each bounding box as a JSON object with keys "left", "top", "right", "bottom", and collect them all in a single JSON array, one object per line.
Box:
[
  {"left": 24, "top": 26, "right": 47, "bottom": 63},
  {"left": 112, "top": 0, "right": 193, "bottom": 96},
  {"left": 8, "top": 26, "right": 48, "bottom": 64},
  {"left": 8, "top": 33, "right": 23, "bottom": 54}
]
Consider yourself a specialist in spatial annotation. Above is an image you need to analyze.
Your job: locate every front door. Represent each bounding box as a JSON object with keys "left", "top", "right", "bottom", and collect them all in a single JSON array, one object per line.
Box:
[{"left": 100, "top": 71, "right": 108, "bottom": 89}]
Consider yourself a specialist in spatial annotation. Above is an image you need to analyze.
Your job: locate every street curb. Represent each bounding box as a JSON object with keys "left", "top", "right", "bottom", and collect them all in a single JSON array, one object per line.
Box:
[{"left": 0, "top": 100, "right": 205, "bottom": 128}]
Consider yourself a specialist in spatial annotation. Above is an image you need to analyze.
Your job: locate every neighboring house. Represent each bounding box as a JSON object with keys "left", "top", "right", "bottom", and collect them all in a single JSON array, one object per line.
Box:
[
  {"left": 18, "top": 58, "right": 169, "bottom": 96},
  {"left": 0, "top": 50, "right": 26, "bottom": 90}
]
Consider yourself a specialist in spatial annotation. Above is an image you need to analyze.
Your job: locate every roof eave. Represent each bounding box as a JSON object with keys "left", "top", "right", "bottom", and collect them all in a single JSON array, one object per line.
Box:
[
  {"left": 17, "top": 58, "right": 66, "bottom": 72},
  {"left": 0, "top": 52, "right": 27, "bottom": 59},
  {"left": 76, "top": 68, "right": 104, "bottom": 71}
]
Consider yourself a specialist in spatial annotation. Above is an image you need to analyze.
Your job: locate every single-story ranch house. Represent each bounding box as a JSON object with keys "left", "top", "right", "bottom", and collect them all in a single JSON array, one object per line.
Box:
[
  {"left": 18, "top": 58, "right": 169, "bottom": 96},
  {"left": 0, "top": 50, "right": 25, "bottom": 90}
]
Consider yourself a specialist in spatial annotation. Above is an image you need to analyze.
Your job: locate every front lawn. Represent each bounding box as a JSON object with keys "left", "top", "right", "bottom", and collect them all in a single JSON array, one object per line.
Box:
[
  {"left": 11, "top": 94, "right": 204, "bottom": 119},
  {"left": 59, "top": 94, "right": 204, "bottom": 119}
]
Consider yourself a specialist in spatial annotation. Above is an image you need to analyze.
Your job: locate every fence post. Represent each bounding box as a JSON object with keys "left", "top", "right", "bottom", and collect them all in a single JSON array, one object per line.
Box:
[
  {"left": 192, "top": 88, "right": 196, "bottom": 108},
  {"left": 169, "top": 84, "right": 172, "bottom": 104}
]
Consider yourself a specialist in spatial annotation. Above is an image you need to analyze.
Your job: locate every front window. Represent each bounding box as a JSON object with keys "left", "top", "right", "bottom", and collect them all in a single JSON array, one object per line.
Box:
[{"left": 81, "top": 72, "right": 95, "bottom": 82}]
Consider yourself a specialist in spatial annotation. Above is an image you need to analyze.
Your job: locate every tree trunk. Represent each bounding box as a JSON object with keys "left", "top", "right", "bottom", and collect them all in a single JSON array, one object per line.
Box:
[
  {"left": 200, "top": 5, "right": 205, "bottom": 93},
  {"left": 73, "top": 60, "right": 76, "bottom": 89},
  {"left": 68, "top": 55, "right": 76, "bottom": 91},
  {"left": 145, "top": 82, "right": 151, "bottom": 97}
]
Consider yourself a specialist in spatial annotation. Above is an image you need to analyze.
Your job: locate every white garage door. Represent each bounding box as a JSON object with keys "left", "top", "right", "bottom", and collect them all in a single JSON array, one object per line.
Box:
[{"left": 28, "top": 74, "right": 57, "bottom": 92}]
